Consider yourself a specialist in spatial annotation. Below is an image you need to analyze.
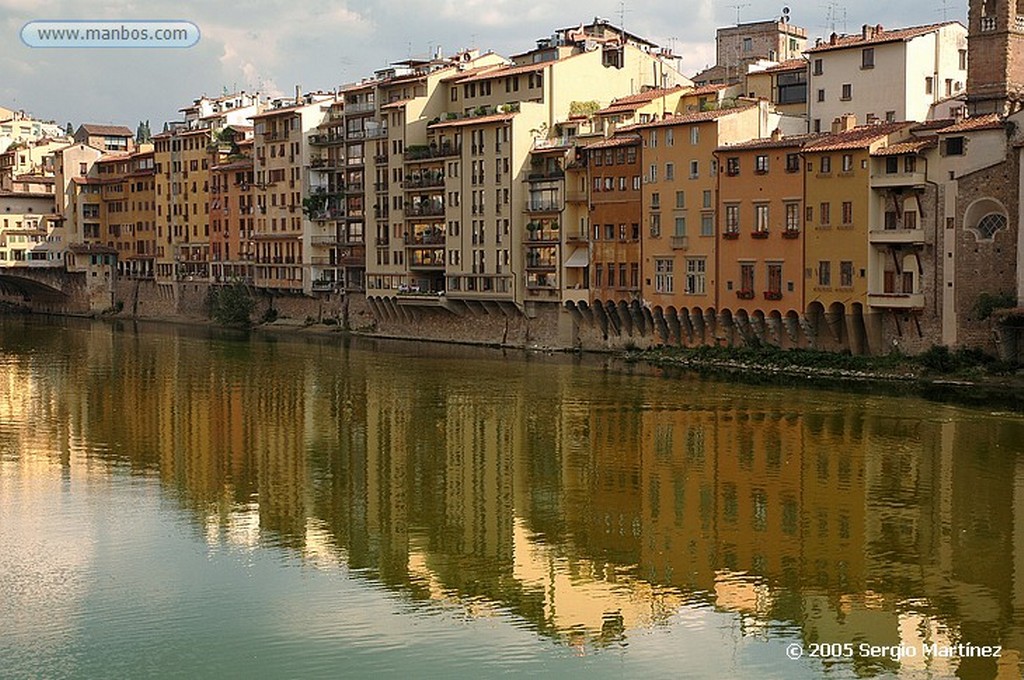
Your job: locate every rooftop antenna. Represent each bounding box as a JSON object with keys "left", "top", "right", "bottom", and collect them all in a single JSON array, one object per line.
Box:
[
  {"left": 728, "top": 3, "right": 751, "bottom": 24},
  {"left": 617, "top": 1, "right": 633, "bottom": 34},
  {"left": 935, "top": 0, "right": 955, "bottom": 21},
  {"left": 822, "top": 0, "right": 847, "bottom": 34}
]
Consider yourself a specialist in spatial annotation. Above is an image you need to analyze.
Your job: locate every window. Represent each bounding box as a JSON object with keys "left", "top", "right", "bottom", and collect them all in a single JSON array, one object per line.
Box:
[
  {"left": 841, "top": 154, "right": 853, "bottom": 172},
  {"left": 785, "top": 203, "right": 800, "bottom": 232},
  {"left": 700, "top": 214, "right": 714, "bottom": 236},
  {"left": 820, "top": 156, "right": 831, "bottom": 173},
  {"left": 767, "top": 263, "right": 782, "bottom": 295},
  {"left": 885, "top": 210, "right": 898, "bottom": 230},
  {"left": 702, "top": 190, "right": 712, "bottom": 208},
  {"left": 754, "top": 204, "right": 769, "bottom": 233},
  {"left": 675, "top": 191, "right": 685, "bottom": 208},
  {"left": 665, "top": 163, "right": 674, "bottom": 180},
  {"left": 649, "top": 164, "right": 657, "bottom": 182},
  {"left": 817, "top": 88, "right": 825, "bottom": 102},
  {"left": 674, "top": 216, "right": 686, "bottom": 236},
  {"left": 818, "top": 260, "right": 831, "bottom": 286},
  {"left": 742, "top": 37, "right": 752, "bottom": 52},
  {"left": 904, "top": 211, "right": 917, "bottom": 230},
  {"left": 666, "top": 129, "right": 674, "bottom": 146},
  {"left": 861, "top": 48, "right": 874, "bottom": 69},
  {"left": 726, "top": 157, "right": 740, "bottom": 176},
  {"left": 755, "top": 155, "right": 769, "bottom": 174},
  {"left": 841, "top": 201, "right": 853, "bottom": 225},
  {"left": 885, "top": 110, "right": 896, "bottom": 123},
  {"left": 655, "top": 258, "right": 674, "bottom": 293},
  {"left": 976, "top": 213, "right": 1007, "bottom": 239},
  {"left": 685, "top": 257, "right": 706, "bottom": 294},
  {"left": 905, "top": 156, "right": 916, "bottom": 172},
  {"left": 841, "top": 83, "right": 852, "bottom": 100},
  {"left": 945, "top": 136, "right": 965, "bottom": 156},
  {"left": 840, "top": 261, "right": 853, "bottom": 287},
  {"left": 740, "top": 263, "right": 755, "bottom": 293},
  {"left": 959, "top": 49, "right": 967, "bottom": 70},
  {"left": 813, "top": 59, "right": 823, "bottom": 76},
  {"left": 689, "top": 160, "right": 699, "bottom": 178},
  {"left": 885, "top": 156, "right": 899, "bottom": 174},
  {"left": 925, "top": 76, "right": 933, "bottom": 94},
  {"left": 690, "top": 126, "right": 699, "bottom": 145},
  {"left": 785, "top": 153, "right": 800, "bottom": 173},
  {"left": 820, "top": 202, "right": 831, "bottom": 226},
  {"left": 725, "top": 204, "right": 740, "bottom": 233},
  {"left": 649, "top": 130, "right": 658, "bottom": 147},
  {"left": 650, "top": 213, "right": 661, "bottom": 236}
]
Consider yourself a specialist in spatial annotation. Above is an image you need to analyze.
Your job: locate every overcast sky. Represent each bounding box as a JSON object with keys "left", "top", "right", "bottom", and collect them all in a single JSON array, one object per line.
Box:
[{"left": 1, "top": 1, "right": 967, "bottom": 130}]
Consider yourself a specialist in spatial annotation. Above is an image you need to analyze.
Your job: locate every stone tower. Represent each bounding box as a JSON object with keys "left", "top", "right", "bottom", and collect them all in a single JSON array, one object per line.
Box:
[{"left": 967, "top": 0, "right": 1024, "bottom": 115}]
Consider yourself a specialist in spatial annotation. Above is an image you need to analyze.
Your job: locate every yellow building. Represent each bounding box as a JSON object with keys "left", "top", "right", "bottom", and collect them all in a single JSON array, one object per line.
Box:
[
  {"left": 802, "top": 118, "right": 912, "bottom": 353},
  {"left": 250, "top": 94, "right": 335, "bottom": 293}
]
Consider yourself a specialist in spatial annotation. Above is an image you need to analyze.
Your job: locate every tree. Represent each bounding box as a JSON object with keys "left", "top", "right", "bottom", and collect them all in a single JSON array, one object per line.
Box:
[{"left": 210, "top": 282, "right": 255, "bottom": 327}]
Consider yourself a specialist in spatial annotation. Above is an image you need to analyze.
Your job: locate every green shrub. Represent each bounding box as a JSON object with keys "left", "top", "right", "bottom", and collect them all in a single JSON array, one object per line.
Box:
[{"left": 211, "top": 283, "right": 255, "bottom": 327}]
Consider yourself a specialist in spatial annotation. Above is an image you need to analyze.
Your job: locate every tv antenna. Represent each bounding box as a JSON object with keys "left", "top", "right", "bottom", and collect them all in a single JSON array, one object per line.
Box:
[
  {"left": 935, "top": 0, "right": 955, "bottom": 21},
  {"left": 617, "top": 1, "right": 633, "bottom": 32},
  {"left": 728, "top": 3, "right": 751, "bottom": 24},
  {"left": 822, "top": 0, "right": 847, "bottom": 34}
]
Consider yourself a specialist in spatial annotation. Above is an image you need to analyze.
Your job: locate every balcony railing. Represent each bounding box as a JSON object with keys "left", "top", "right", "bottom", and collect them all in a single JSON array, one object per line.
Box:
[
  {"left": 345, "top": 101, "right": 376, "bottom": 113},
  {"left": 525, "top": 199, "right": 561, "bottom": 213},
  {"left": 404, "top": 143, "right": 461, "bottom": 161},
  {"left": 527, "top": 169, "right": 565, "bottom": 181},
  {"left": 405, "top": 202, "right": 445, "bottom": 217},
  {"left": 402, "top": 175, "right": 445, "bottom": 189},
  {"left": 309, "top": 133, "right": 345, "bottom": 145},
  {"left": 407, "top": 230, "right": 445, "bottom": 246}
]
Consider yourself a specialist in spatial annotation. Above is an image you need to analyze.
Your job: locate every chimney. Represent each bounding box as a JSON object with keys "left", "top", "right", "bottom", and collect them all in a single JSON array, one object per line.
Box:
[
  {"left": 876, "top": 24, "right": 883, "bottom": 34},
  {"left": 831, "top": 114, "right": 857, "bottom": 133},
  {"left": 295, "top": 85, "right": 302, "bottom": 103},
  {"left": 830, "top": 32, "right": 837, "bottom": 45},
  {"left": 862, "top": 24, "right": 871, "bottom": 40},
  {"left": 770, "top": 128, "right": 783, "bottom": 141}
]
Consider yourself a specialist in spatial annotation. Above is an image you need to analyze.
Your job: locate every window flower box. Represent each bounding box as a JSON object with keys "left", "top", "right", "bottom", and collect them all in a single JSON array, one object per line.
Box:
[
  {"left": 782, "top": 229, "right": 800, "bottom": 239},
  {"left": 723, "top": 231, "right": 740, "bottom": 240},
  {"left": 736, "top": 289, "right": 755, "bottom": 299},
  {"left": 751, "top": 230, "right": 769, "bottom": 239},
  {"left": 763, "top": 290, "right": 783, "bottom": 300}
]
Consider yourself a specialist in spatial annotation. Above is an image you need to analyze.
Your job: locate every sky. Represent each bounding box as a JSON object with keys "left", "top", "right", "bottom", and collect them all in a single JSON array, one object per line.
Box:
[{"left": 0, "top": 0, "right": 968, "bottom": 130}]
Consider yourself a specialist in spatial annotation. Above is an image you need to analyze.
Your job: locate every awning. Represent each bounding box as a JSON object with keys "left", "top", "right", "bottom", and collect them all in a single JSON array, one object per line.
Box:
[{"left": 563, "top": 248, "right": 589, "bottom": 268}]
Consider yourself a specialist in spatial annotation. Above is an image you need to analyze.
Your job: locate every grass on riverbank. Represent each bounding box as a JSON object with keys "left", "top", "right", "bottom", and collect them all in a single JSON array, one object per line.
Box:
[{"left": 630, "top": 344, "right": 1021, "bottom": 381}]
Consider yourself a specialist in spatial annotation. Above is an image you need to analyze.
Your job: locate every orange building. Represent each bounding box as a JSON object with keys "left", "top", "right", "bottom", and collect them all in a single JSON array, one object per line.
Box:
[
  {"left": 94, "top": 148, "right": 156, "bottom": 278},
  {"left": 210, "top": 131, "right": 255, "bottom": 283},
  {"left": 715, "top": 132, "right": 813, "bottom": 344},
  {"left": 585, "top": 134, "right": 642, "bottom": 315},
  {"left": 634, "top": 103, "right": 767, "bottom": 343}
]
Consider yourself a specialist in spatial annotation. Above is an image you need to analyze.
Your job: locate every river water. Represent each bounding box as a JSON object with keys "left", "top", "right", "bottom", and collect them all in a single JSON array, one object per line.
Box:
[{"left": 1, "top": 316, "right": 1023, "bottom": 679}]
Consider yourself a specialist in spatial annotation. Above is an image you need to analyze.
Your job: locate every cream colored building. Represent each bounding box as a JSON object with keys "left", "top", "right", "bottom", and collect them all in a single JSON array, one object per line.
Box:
[
  {"left": 0, "top": 191, "right": 60, "bottom": 266},
  {"left": 806, "top": 22, "right": 968, "bottom": 131}
]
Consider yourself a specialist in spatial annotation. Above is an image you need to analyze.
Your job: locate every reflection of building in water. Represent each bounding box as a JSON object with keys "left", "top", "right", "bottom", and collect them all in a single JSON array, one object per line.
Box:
[{"left": 7, "top": 323, "right": 1024, "bottom": 675}]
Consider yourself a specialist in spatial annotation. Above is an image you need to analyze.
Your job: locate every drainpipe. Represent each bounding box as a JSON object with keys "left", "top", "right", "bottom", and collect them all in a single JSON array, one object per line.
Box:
[{"left": 924, "top": 155, "right": 941, "bottom": 321}]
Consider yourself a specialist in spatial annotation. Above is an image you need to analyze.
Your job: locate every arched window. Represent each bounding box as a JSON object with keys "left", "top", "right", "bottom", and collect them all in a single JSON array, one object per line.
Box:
[
  {"left": 976, "top": 213, "right": 1007, "bottom": 239},
  {"left": 965, "top": 198, "right": 1009, "bottom": 240}
]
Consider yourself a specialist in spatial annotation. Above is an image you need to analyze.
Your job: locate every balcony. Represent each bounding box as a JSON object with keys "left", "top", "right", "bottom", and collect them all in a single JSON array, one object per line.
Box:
[
  {"left": 312, "top": 279, "right": 340, "bottom": 292},
  {"left": 344, "top": 182, "right": 365, "bottom": 194},
  {"left": 564, "top": 189, "right": 588, "bottom": 203},
  {"left": 525, "top": 199, "right": 561, "bottom": 213},
  {"left": 365, "top": 126, "right": 388, "bottom": 139},
  {"left": 671, "top": 235, "right": 689, "bottom": 250},
  {"left": 345, "top": 101, "right": 375, "bottom": 114},
  {"left": 408, "top": 250, "right": 446, "bottom": 269},
  {"left": 311, "top": 208, "right": 346, "bottom": 221},
  {"left": 525, "top": 224, "right": 560, "bottom": 243},
  {"left": 868, "top": 292, "right": 925, "bottom": 309},
  {"left": 527, "top": 169, "right": 565, "bottom": 181},
  {"left": 532, "top": 136, "right": 575, "bottom": 151},
  {"left": 310, "top": 234, "right": 341, "bottom": 246},
  {"left": 404, "top": 143, "right": 461, "bottom": 161},
  {"left": 869, "top": 228, "right": 925, "bottom": 244},
  {"left": 407, "top": 228, "right": 445, "bottom": 246},
  {"left": 402, "top": 175, "right": 445, "bottom": 190},
  {"left": 871, "top": 170, "right": 926, "bottom": 189},
  {"left": 308, "top": 133, "right": 344, "bottom": 145},
  {"left": 405, "top": 202, "right": 445, "bottom": 218},
  {"left": 308, "top": 157, "right": 345, "bottom": 169}
]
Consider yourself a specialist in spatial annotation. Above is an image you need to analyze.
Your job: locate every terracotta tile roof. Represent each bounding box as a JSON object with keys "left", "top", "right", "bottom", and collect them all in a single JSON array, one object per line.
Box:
[
  {"left": 427, "top": 112, "right": 515, "bottom": 128},
  {"left": 620, "top": 103, "right": 757, "bottom": 131},
  {"left": 755, "top": 59, "right": 807, "bottom": 74},
  {"left": 686, "top": 83, "right": 731, "bottom": 96},
  {"left": 381, "top": 99, "right": 413, "bottom": 110},
  {"left": 911, "top": 119, "right": 956, "bottom": 131},
  {"left": 439, "top": 64, "right": 503, "bottom": 83},
  {"left": 938, "top": 114, "right": 1004, "bottom": 133},
  {"left": 78, "top": 124, "right": 134, "bottom": 137},
  {"left": 151, "top": 127, "right": 212, "bottom": 139},
  {"left": 717, "top": 132, "right": 826, "bottom": 151},
  {"left": 871, "top": 138, "right": 938, "bottom": 155},
  {"left": 453, "top": 60, "right": 548, "bottom": 83},
  {"left": 14, "top": 174, "right": 55, "bottom": 183},
  {"left": 803, "top": 122, "right": 913, "bottom": 152},
  {"left": 597, "top": 86, "right": 687, "bottom": 113},
  {"left": 583, "top": 134, "right": 641, "bottom": 150},
  {"left": 212, "top": 159, "right": 254, "bottom": 172},
  {"left": 805, "top": 21, "right": 962, "bottom": 53}
]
